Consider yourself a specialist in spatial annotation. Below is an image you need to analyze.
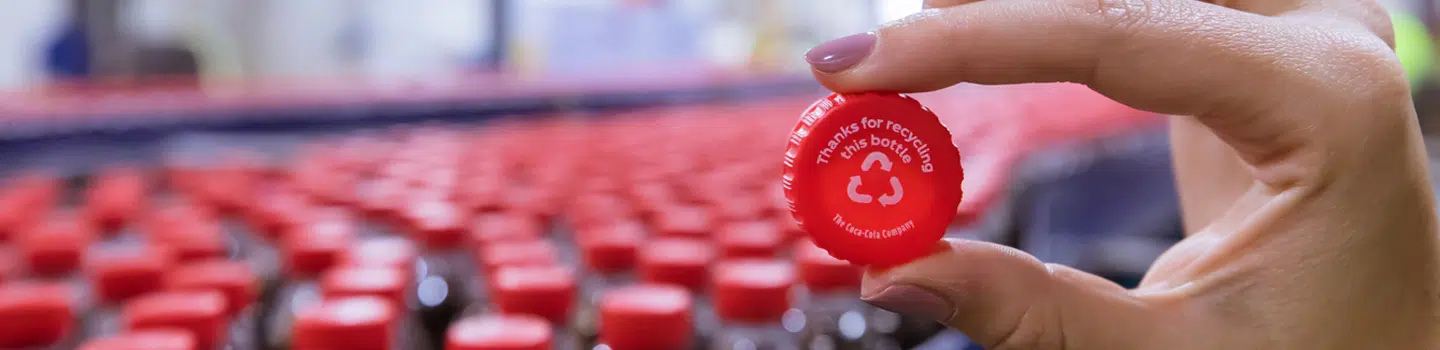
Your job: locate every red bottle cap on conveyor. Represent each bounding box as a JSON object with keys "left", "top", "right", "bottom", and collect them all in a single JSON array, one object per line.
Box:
[
  {"left": 19, "top": 217, "right": 95, "bottom": 276},
  {"left": 321, "top": 267, "right": 409, "bottom": 307},
  {"left": 149, "top": 218, "right": 227, "bottom": 262},
  {"left": 565, "top": 194, "right": 633, "bottom": 231},
  {"left": 284, "top": 220, "right": 355, "bottom": 277},
  {"left": 78, "top": 330, "right": 196, "bottom": 350},
  {"left": 652, "top": 204, "right": 714, "bottom": 238},
  {"left": 576, "top": 221, "right": 643, "bottom": 274},
  {"left": 784, "top": 93, "right": 964, "bottom": 265},
  {"left": 446, "top": 314, "right": 553, "bottom": 350},
  {"left": 478, "top": 240, "right": 559, "bottom": 274},
  {"left": 87, "top": 245, "right": 172, "bottom": 303},
  {"left": 716, "top": 220, "right": 785, "bottom": 259},
  {"left": 292, "top": 297, "right": 397, "bottom": 350},
  {"left": 470, "top": 213, "right": 543, "bottom": 247},
  {"left": 794, "top": 240, "right": 862, "bottom": 293},
  {"left": 164, "top": 260, "right": 257, "bottom": 316},
  {"left": 490, "top": 266, "right": 577, "bottom": 324},
  {"left": 85, "top": 167, "right": 147, "bottom": 231},
  {"left": 341, "top": 237, "right": 418, "bottom": 269},
  {"left": 599, "top": 285, "right": 694, "bottom": 350},
  {"left": 122, "top": 291, "right": 227, "bottom": 350},
  {"left": 713, "top": 260, "right": 794, "bottom": 324},
  {"left": 0, "top": 283, "right": 74, "bottom": 348},
  {"left": 402, "top": 199, "right": 467, "bottom": 248},
  {"left": 638, "top": 238, "right": 715, "bottom": 293}
]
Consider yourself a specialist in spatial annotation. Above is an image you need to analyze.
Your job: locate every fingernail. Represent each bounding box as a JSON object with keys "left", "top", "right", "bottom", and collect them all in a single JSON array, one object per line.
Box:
[
  {"left": 862, "top": 284, "right": 954, "bottom": 322},
  {"left": 805, "top": 32, "right": 876, "bottom": 73}
]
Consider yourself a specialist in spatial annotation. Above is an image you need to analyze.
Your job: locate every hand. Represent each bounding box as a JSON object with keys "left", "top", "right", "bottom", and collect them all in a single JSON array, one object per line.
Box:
[{"left": 804, "top": 0, "right": 1440, "bottom": 348}]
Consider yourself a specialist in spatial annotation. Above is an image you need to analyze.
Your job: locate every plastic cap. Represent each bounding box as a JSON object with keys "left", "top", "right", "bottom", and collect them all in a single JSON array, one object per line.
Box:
[
  {"left": 0, "top": 283, "right": 74, "bottom": 348},
  {"left": 794, "top": 240, "right": 862, "bottom": 293},
  {"left": 85, "top": 167, "right": 147, "bottom": 231},
  {"left": 122, "top": 291, "right": 227, "bottom": 350},
  {"left": 716, "top": 220, "right": 784, "bottom": 259},
  {"left": 652, "top": 205, "right": 713, "bottom": 238},
  {"left": 576, "top": 221, "right": 643, "bottom": 274},
  {"left": 713, "top": 260, "right": 795, "bottom": 324},
  {"left": 566, "top": 194, "right": 633, "bottom": 230},
  {"left": 446, "top": 314, "right": 552, "bottom": 350},
  {"left": 87, "top": 245, "right": 172, "bottom": 303},
  {"left": 164, "top": 260, "right": 257, "bottom": 316},
  {"left": 784, "top": 93, "right": 964, "bottom": 265},
  {"left": 490, "top": 266, "right": 576, "bottom": 324},
  {"left": 19, "top": 217, "right": 95, "bottom": 276},
  {"left": 638, "top": 238, "right": 715, "bottom": 293},
  {"left": 402, "top": 200, "right": 467, "bottom": 248},
  {"left": 78, "top": 330, "right": 196, "bottom": 350},
  {"left": 148, "top": 217, "right": 227, "bottom": 263},
  {"left": 470, "top": 213, "right": 543, "bottom": 247},
  {"left": 478, "top": 240, "right": 559, "bottom": 274},
  {"left": 292, "top": 296, "right": 397, "bottom": 350},
  {"left": 599, "top": 285, "right": 693, "bottom": 350},
  {"left": 283, "top": 219, "right": 355, "bottom": 277},
  {"left": 321, "top": 267, "right": 408, "bottom": 306},
  {"left": 341, "top": 237, "right": 418, "bottom": 269}
]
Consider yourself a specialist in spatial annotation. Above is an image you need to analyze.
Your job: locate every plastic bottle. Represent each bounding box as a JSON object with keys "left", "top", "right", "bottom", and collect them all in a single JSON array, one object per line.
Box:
[
  {"left": 83, "top": 244, "right": 170, "bottom": 338},
  {"left": 597, "top": 285, "right": 695, "bottom": 350},
  {"left": 292, "top": 296, "right": 425, "bottom": 350},
  {"left": 165, "top": 260, "right": 260, "bottom": 350},
  {"left": 794, "top": 240, "right": 898, "bottom": 350},
  {"left": 265, "top": 217, "right": 353, "bottom": 349},
  {"left": 637, "top": 237, "right": 719, "bottom": 340},
  {"left": 122, "top": 291, "right": 233, "bottom": 350},
  {"left": 446, "top": 314, "right": 552, "bottom": 350},
  {"left": 489, "top": 265, "right": 578, "bottom": 349},
  {"left": 712, "top": 260, "right": 800, "bottom": 350}
]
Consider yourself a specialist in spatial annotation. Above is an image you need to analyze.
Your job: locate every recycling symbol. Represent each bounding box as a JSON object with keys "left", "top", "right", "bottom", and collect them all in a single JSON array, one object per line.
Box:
[{"left": 847, "top": 151, "right": 904, "bottom": 207}]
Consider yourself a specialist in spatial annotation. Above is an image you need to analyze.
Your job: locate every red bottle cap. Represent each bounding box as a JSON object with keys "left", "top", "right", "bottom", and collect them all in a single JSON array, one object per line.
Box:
[
  {"left": 284, "top": 220, "right": 355, "bottom": 277},
  {"left": 321, "top": 267, "right": 408, "bottom": 306},
  {"left": 164, "top": 260, "right": 257, "bottom": 316},
  {"left": 78, "top": 330, "right": 196, "bottom": 350},
  {"left": 470, "top": 213, "right": 543, "bottom": 248},
  {"left": 250, "top": 188, "right": 314, "bottom": 240},
  {"left": 87, "top": 245, "right": 172, "bottom": 303},
  {"left": 341, "top": 237, "right": 418, "bottom": 269},
  {"left": 148, "top": 218, "right": 226, "bottom": 263},
  {"left": 19, "top": 217, "right": 95, "bottom": 276},
  {"left": 490, "top": 266, "right": 576, "bottom": 324},
  {"left": 576, "top": 221, "right": 643, "bottom": 274},
  {"left": 776, "top": 215, "right": 805, "bottom": 241},
  {"left": 794, "top": 240, "right": 862, "bottom": 293},
  {"left": 122, "top": 291, "right": 227, "bottom": 350},
  {"left": 402, "top": 199, "right": 467, "bottom": 248},
  {"left": 446, "top": 314, "right": 553, "bottom": 350},
  {"left": 627, "top": 181, "right": 675, "bottom": 217},
  {"left": 713, "top": 260, "right": 794, "bottom": 324},
  {"left": 566, "top": 194, "right": 632, "bottom": 230},
  {"left": 652, "top": 205, "right": 714, "bottom": 238},
  {"left": 638, "top": 238, "right": 715, "bottom": 293},
  {"left": 0, "top": 283, "right": 74, "bottom": 348},
  {"left": 292, "top": 297, "right": 397, "bottom": 350},
  {"left": 716, "top": 220, "right": 784, "bottom": 259},
  {"left": 478, "top": 240, "right": 559, "bottom": 274},
  {"left": 85, "top": 167, "right": 147, "bottom": 231},
  {"left": 599, "top": 285, "right": 693, "bottom": 350},
  {"left": 784, "top": 93, "right": 964, "bottom": 265}
]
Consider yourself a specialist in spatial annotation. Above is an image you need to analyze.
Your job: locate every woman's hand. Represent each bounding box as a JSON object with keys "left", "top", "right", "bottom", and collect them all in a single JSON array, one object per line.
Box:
[{"left": 805, "top": 0, "right": 1440, "bottom": 348}]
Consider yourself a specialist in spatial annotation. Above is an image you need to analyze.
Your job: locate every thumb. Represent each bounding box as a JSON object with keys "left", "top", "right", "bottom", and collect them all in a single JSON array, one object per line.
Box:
[{"left": 862, "top": 239, "right": 1173, "bottom": 349}]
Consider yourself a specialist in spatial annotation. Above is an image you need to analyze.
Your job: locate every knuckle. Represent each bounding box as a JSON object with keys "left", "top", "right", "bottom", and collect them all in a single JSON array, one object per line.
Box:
[{"left": 1083, "top": 0, "right": 1160, "bottom": 31}]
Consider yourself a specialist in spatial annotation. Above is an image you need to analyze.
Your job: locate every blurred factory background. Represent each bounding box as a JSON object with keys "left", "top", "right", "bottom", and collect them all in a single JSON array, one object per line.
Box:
[{"left": 0, "top": 1, "right": 1435, "bottom": 349}]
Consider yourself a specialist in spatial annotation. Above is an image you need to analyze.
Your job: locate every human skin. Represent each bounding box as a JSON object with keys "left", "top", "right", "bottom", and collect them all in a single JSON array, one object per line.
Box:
[{"left": 803, "top": 0, "right": 1440, "bottom": 348}]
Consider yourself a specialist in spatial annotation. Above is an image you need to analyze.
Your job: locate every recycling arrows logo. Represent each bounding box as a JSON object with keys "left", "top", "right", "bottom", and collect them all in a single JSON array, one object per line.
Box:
[{"left": 846, "top": 152, "right": 904, "bottom": 207}]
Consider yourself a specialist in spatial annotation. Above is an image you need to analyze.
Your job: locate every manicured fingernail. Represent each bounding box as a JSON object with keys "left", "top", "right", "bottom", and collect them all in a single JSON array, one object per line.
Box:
[
  {"left": 863, "top": 284, "right": 953, "bottom": 322},
  {"left": 805, "top": 32, "right": 876, "bottom": 73}
]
